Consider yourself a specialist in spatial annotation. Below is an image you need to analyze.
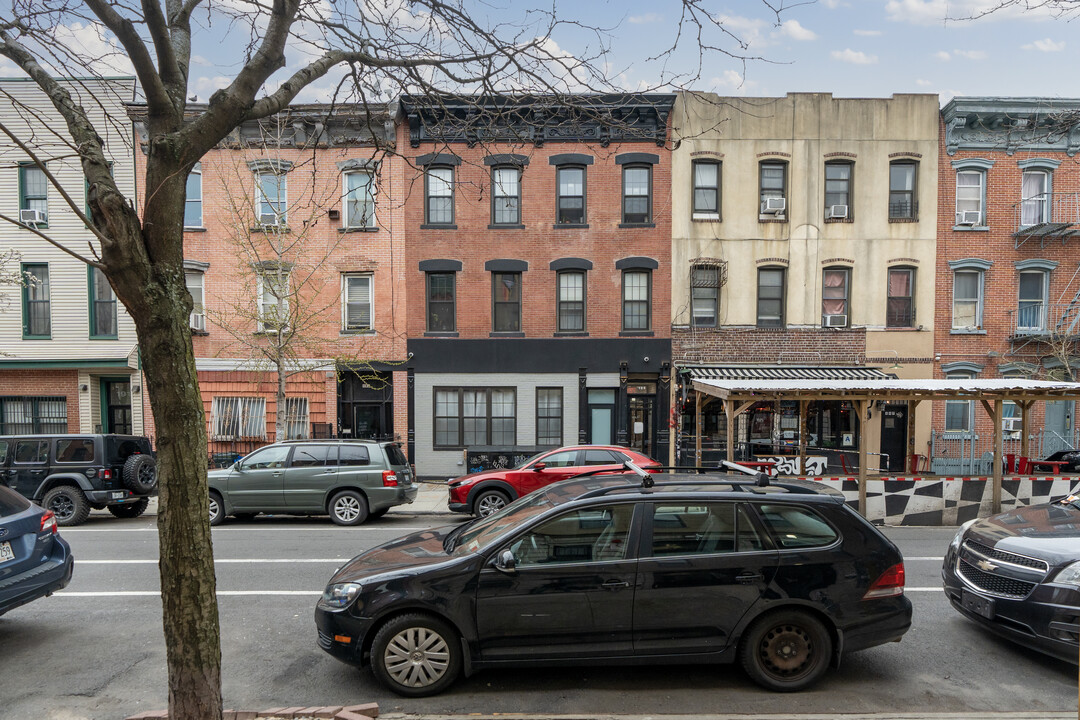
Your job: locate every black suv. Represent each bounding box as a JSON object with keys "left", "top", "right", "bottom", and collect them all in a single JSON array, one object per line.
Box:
[
  {"left": 0, "top": 434, "right": 157, "bottom": 526},
  {"left": 315, "top": 469, "right": 912, "bottom": 696}
]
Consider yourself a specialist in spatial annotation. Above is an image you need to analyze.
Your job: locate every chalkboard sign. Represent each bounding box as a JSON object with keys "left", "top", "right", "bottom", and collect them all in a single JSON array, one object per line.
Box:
[{"left": 465, "top": 445, "right": 555, "bottom": 474}]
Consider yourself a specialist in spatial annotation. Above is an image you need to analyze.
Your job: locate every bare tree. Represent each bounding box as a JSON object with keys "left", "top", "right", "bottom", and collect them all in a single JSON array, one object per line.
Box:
[{"left": 0, "top": 2, "right": 791, "bottom": 717}]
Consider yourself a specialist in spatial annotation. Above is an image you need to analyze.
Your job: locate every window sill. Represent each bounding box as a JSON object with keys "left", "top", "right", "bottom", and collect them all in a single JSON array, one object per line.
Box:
[
  {"left": 554, "top": 331, "right": 589, "bottom": 337},
  {"left": 689, "top": 324, "right": 718, "bottom": 330},
  {"left": 21, "top": 335, "right": 51, "bottom": 340},
  {"left": 420, "top": 223, "right": 458, "bottom": 230},
  {"left": 888, "top": 217, "right": 918, "bottom": 223},
  {"left": 950, "top": 329, "right": 987, "bottom": 335},
  {"left": 619, "top": 330, "right": 654, "bottom": 337},
  {"left": 884, "top": 326, "right": 917, "bottom": 331},
  {"left": 488, "top": 224, "right": 525, "bottom": 230},
  {"left": 952, "top": 225, "right": 989, "bottom": 232},
  {"left": 190, "top": 329, "right": 210, "bottom": 336},
  {"left": 339, "top": 227, "right": 379, "bottom": 233},
  {"left": 184, "top": 226, "right": 207, "bottom": 232},
  {"left": 619, "top": 222, "right": 656, "bottom": 229},
  {"left": 823, "top": 217, "right": 854, "bottom": 224},
  {"left": 341, "top": 329, "right": 375, "bottom": 336},
  {"left": 89, "top": 335, "right": 119, "bottom": 341},
  {"left": 758, "top": 217, "right": 787, "bottom": 224},
  {"left": 489, "top": 331, "right": 525, "bottom": 337},
  {"left": 755, "top": 325, "right": 785, "bottom": 330},
  {"left": 250, "top": 226, "right": 291, "bottom": 233},
  {"left": 424, "top": 331, "right": 459, "bottom": 337},
  {"left": 692, "top": 215, "right": 722, "bottom": 223},
  {"left": 553, "top": 223, "right": 589, "bottom": 229}
]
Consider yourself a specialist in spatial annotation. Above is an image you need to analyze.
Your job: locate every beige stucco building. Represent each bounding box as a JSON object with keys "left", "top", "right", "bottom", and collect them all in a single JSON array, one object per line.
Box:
[{"left": 669, "top": 92, "right": 939, "bottom": 474}]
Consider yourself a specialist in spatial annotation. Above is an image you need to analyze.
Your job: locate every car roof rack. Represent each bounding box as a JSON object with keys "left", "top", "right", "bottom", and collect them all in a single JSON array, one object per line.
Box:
[{"left": 570, "top": 464, "right": 836, "bottom": 502}]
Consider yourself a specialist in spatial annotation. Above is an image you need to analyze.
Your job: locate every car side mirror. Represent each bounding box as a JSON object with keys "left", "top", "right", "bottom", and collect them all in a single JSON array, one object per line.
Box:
[
  {"left": 494, "top": 549, "right": 517, "bottom": 573},
  {"left": 532, "top": 462, "right": 546, "bottom": 471}
]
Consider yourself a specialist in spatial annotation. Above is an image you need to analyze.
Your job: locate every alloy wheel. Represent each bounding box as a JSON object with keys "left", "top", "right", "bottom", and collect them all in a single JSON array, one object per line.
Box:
[{"left": 382, "top": 626, "right": 451, "bottom": 688}]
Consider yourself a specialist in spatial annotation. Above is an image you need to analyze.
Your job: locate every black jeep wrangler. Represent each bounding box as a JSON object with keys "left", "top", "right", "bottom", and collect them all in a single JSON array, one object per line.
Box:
[{"left": 0, "top": 434, "right": 158, "bottom": 526}]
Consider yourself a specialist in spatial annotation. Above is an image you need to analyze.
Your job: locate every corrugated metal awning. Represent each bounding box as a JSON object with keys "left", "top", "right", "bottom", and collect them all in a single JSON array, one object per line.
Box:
[{"left": 683, "top": 365, "right": 894, "bottom": 381}]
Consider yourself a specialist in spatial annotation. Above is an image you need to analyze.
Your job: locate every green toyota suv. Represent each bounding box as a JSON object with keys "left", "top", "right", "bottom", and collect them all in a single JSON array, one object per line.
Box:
[{"left": 207, "top": 440, "right": 416, "bottom": 526}]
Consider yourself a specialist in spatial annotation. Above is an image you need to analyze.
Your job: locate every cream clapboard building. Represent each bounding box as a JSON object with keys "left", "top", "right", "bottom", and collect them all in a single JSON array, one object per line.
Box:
[
  {"left": 669, "top": 92, "right": 939, "bottom": 473},
  {"left": 0, "top": 77, "right": 147, "bottom": 436}
]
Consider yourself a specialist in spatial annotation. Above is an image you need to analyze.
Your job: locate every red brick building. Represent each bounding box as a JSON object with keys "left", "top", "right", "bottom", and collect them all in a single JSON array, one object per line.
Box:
[
  {"left": 400, "top": 96, "right": 675, "bottom": 478},
  {"left": 933, "top": 97, "right": 1080, "bottom": 471}
]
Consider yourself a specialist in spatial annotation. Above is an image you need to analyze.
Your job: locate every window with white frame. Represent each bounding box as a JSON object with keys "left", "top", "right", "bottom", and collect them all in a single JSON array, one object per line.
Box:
[
  {"left": 622, "top": 165, "right": 652, "bottom": 224},
  {"left": 1020, "top": 170, "right": 1050, "bottom": 226},
  {"left": 185, "top": 270, "right": 205, "bottom": 331},
  {"left": 944, "top": 372, "right": 975, "bottom": 433},
  {"left": 955, "top": 169, "right": 985, "bottom": 226},
  {"left": 211, "top": 396, "right": 267, "bottom": 439},
  {"left": 691, "top": 264, "right": 720, "bottom": 328},
  {"left": 344, "top": 171, "right": 375, "bottom": 229},
  {"left": 952, "top": 269, "right": 984, "bottom": 330},
  {"left": 822, "top": 267, "right": 849, "bottom": 326},
  {"left": 557, "top": 271, "right": 585, "bottom": 332},
  {"left": 622, "top": 270, "right": 651, "bottom": 331},
  {"left": 692, "top": 160, "right": 720, "bottom": 217},
  {"left": 281, "top": 396, "right": 310, "bottom": 440},
  {"left": 185, "top": 163, "right": 203, "bottom": 228},
  {"left": 492, "top": 166, "right": 521, "bottom": 225},
  {"left": 425, "top": 166, "right": 454, "bottom": 225},
  {"left": 1017, "top": 270, "right": 1048, "bottom": 332},
  {"left": 343, "top": 273, "right": 372, "bottom": 332},
  {"left": 258, "top": 268, "right": 290, "bottom": 332},
  {"left": 256, "top": 171, "right": 287, "bottom": 226}
]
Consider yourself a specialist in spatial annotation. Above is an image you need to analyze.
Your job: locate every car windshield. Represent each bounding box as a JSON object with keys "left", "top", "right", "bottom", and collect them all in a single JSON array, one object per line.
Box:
[
  {"left": 515, "top": 451, "right": 549, "bottom": 469},
  {"left": 448, "top": 491, "right": 555, "bottom": 556}
]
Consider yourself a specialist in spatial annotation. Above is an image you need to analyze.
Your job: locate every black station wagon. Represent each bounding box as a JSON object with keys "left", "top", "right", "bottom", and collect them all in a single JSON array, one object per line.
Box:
[{"left": 315, "top": 468, "right": 912, "bottom": 696}]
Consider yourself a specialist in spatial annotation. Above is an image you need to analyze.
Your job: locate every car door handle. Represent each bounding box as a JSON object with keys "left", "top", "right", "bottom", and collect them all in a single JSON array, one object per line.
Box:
[
  {"left": 735, "top": 572, "right": 765, "bottom": 584},
  {"left": 601, "top": 579, "right": 630, "bottom": 590}
]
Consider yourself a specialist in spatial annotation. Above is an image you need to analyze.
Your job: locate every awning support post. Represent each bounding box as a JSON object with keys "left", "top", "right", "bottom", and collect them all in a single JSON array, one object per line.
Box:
[{"left": 856, "top": 399, "right": 869, "bottom": 516}]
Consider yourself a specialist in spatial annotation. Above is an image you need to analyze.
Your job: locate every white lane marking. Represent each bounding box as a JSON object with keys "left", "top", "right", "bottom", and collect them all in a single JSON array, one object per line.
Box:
[
  {"left": 76, "top": 559, "right": 349, "bottom": 564},
  {"left": 56, "top": 590, "right": 320, "bottom": 597},
  {"left": 907, "top": 556, "right": 945, "bottom": 561}
]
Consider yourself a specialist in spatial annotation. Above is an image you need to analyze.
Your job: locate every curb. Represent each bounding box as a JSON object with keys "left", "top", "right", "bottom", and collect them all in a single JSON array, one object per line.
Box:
[{"left": 126, "top": 703, "right": 378, "bottom": 720}]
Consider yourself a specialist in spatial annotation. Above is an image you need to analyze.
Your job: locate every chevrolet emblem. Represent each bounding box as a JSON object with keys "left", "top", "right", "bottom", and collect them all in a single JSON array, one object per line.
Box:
[{"left": 976, "top": 559, "right": 998, "bottom": 572}]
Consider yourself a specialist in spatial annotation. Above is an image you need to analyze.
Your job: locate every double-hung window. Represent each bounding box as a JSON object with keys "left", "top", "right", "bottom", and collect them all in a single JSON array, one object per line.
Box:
[
  {"left": 955, "top": 168, "right": 986, "bottom": 226},
  {"left": 256, "top": 171, "right": 287, "bottom": 226},
  {"left": 692, "top": 160, "right": 720, "bottom": 218},
  {"left": 821, "top": 267, "right": 849, "bottom": 327},
  {"left": 89, "top": 266, "right": 117, "bottom": 338},
  {"left": 887, "top": 268, "right": 915, "bottom": 328},
  {"left": 342, "top": 273, "right": 373, "bottom": 332},
  {"left": 185, "top": 163, "right": 203, "bottom": 228},
  {"left": 557, "top": 271, "right": 585, "bottom": 332},
  {"left": 258, "top": 267, "right": 290, "bottom": 332},
  {"left": 557, "top": 166, "right": 585, "bottom": 224},
  {"left": 889, "top": 161, "right": 917, "bottom": 220},
  {"left": 492, "top": 167, "right": 521, "bottom": 225},
  {"left": 492, "top": 272, "right": 522, "bottom": 332},
  {"left": 622, "top": 270, "right": 651, "bottom": 331},
  {"left": 1020, "top": 170, "right": 1050, "bottom": 227},
  {"left": 536, "top": 388, "right": 563, "bottom": 446},
  {"left": 426, "top": 272, "right": 456, "bottom": 332},
  {"left": 944, "top": 370, "right": 976, "bottom": 434},
  {"left": 759, "top": 161, "right": 787, "bottom": 217},
  {"left": 425, "top": 166, "right": 454, "bottom": 225},
  {"left": 1017, "top": 269, "right": 1049, "bottom": 332},
  {"left": 19, "top": 163, "right": 48, "bottom": 226},
  {"left": 434, "top": 387, "right": 516, "bottom": 448},
  {"left": 344, "top": 171, "right": 375, "bottom": 229},
  {"left": 22, "top": 263, "right": 50, "bottom": 339},
  {"left": 952, "top": 269, "right": 985, "bottom": 331},
  {"left": 824, "top": 161, "right": 852, "bottom": 219},
  {"left": 691, "top": 264, "right": 720, "bottom": 328},
  {"left": 757, "top": 267, "right": 785, "bottom": 328},
  {"left": 185, "top": 270, "right": 206, "bottom": 332},
  {"left": 622, "top": 165, "right": 652, "bottom": 224}
]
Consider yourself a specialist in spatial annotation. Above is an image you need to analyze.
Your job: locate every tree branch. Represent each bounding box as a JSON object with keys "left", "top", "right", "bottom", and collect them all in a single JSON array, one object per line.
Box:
[
  {"left": 82, "top": 0, "right": 174, "bottom": 114},
  {"left": 0, "top": 213, "right": 104, "bottom": 267}
]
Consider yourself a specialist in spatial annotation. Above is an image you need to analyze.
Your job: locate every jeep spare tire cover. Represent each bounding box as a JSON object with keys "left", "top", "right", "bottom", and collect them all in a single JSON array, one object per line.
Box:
[{"left": 122, "top": 454, "right": 158, "bottom": 494}]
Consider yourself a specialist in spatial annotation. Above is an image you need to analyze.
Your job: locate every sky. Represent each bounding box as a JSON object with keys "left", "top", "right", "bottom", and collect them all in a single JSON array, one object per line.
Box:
[{"left": 4, "top": 0, "right": 1080, "bottom": 106}]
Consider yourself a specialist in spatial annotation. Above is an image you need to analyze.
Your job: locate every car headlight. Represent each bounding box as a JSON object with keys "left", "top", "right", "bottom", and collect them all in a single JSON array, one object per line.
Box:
[
  {"left": 949, "top": 519, "right": 977, "bottom": 553},
  {"left": 319, "top": 582, "right": 362, "bottom": 609},
  {"left": 1055, "top": 561, "right": 1080, "bottom": 588}
]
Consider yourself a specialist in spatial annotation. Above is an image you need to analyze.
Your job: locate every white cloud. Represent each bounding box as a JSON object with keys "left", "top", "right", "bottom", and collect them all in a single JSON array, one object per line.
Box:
[
  {"left": 48, "top": 23, "right": 135, "bottom": 76},
  {"left": 953, "top": 49, "right": 987, "bottom": 60},
  {"left": 854, "top": 29, "right": 882, "bottom": 37},
  {"left": 714, "top": 13, "right": 768, "bottom": 48},
  {"left": 935, "top": 51, "right": 951, "bottom": 61},
  {"left": 831, "top": 49, "right": 878, "bottom": 65},
  {"left": 779, "top": 20, "right": 817, "bottom": 41},
  {"left": 916, "top": 78, "right": 933, "bottom": 86},
  {"left": 191, "top": 55, "right": 213, "bottom": 67},
  {"left": 1023, "top": 38, "right": 1066, "bottom": 52},
  {"left": 708, "top": 69, "right": 757, "bottom": 95},
  {"left": 629, "top": 13, "right": 662, "bottom": 24},
  {"left": 821, "top": 0, "right": 844, "bottom": 7},
  {"left": 886, "top": 0, "right": 1058, "bottom": 26}
]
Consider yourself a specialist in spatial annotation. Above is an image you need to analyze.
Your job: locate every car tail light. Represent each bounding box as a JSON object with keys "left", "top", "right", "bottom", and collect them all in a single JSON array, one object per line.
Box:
[
  {"left": 382, "top": 471, "right": 399, "bottom": 487},
  {"left": 102, "top": 468, "right": 112, "bottom": 480},
  {"left": 863, "top": 562, "right": 905, "bottom": 599},
  {"left": 40, "top": 510, "right": 57, "bottom": 535}
]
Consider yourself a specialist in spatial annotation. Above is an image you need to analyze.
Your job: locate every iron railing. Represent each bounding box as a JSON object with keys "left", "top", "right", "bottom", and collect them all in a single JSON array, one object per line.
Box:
[{"left": 929, "top": 428, "right": 1079, "bottom": 475}]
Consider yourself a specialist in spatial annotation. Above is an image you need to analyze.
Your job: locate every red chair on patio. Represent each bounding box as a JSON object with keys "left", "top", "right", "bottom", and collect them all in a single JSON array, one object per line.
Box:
[
  {"left": 1005, "top": 453, "right": 1016, "bottom": 473},
  {"left": 909, "top": 454, "right": 927, "bottom": 473},
  {"left": 1017, "top": 456, "right": 1030, "bottom": 474}
]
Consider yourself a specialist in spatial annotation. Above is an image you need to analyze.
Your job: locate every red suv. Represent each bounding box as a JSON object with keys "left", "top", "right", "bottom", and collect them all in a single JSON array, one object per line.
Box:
[{"left": 447, "top": 445, "right": 660, "bottom": 517}]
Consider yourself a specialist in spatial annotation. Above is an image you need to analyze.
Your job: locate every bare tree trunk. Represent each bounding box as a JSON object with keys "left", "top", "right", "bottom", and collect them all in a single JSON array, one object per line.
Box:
[{"left": 277, "top": 338, "right": 287, "bottom": 440}]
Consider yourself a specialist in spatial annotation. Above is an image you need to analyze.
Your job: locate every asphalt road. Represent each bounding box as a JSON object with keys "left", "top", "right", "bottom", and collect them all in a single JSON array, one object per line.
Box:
[{"left": 1, "top": 513, "right": 1077, "bottom": 720}]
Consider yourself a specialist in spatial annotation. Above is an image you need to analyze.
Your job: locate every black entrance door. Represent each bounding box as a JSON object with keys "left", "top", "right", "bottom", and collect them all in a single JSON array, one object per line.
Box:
[
  {"left": 628, "top": 395, "right": 655, "bottom": 459},
  {"left": 353, "top": 403, "right": 384, "bottom": 440},
  {"left": 879, "top": 403, "right": 908, "bottom": 473},
  {"left": 104, "top": 380, "right": 132, "bottom": 435}
]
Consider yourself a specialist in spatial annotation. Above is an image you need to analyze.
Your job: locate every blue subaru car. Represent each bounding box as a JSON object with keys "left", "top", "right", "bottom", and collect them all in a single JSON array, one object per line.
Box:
[{"left": 0, "top": 484, "right": 74, "bottom": 616}]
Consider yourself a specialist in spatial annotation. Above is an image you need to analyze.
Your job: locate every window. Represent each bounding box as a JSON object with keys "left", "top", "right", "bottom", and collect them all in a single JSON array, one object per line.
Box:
[
  {"left": 583, "top": 449, "right": 621, "bottom": 465},
  {"left": 342, "top": 274, "right": 372, "bottom": 332},
  {"left": 290, "top": 445, "right": 335, "bottom": 468},
  {"left": 692, "top": 160, "right": 720, "bottom": 217},
  {"left": 240, "top": 444, "right": 289, "bottom": 470},
  {"left": 824, "top": 161, "right": 852, "bottom": 218},
  {"left": 492, "top": 167, "right": 521, "bottom": 225},
  {"left": 281, "top": 397, "right": 309, "bottom": 440},
  {"left": 952, "top": 270, "right": 984, "bottom": 330},
  {"left": 540, "top": 449, "right": 578, "bottom": 467},
  {"left": 340, "top": 445, "right": 371, "bottom": 466},
  {"left": 19, "top": 163, "right": 47, "bottom": 225},
  {"left": 691, "top": 265, "right": 720, "bottom": 328},
  {"left": 536, "top": 388, "right": 563, "bottom": 446},
  {"left": 13, "top": 439, "right": 48, "bottom": 463},
  {"left": 256, "top": 171, "right": 287, "bottom": 226},
  {"left": 557, "top": 166, "right": 585, "bottom": 224},
  {"left": 757, "top": 267, "right": 785, "bottom": 328},
  {"left": 557, "top": 271, "right": 585, "bottom": 332},
  {"left": 1020, "top": 170, "right": 1050, "bottom": 226},
  {"left": 433, "top": 387, "right": 516, "bottom": 448},
  {"left": 211, "top": 396, "right": 267, "bottom": 440},
  {"left": 944, "top": 372, "right": 975, "bottom": 433},
  {"left": 186, "top": 271, "right": 205, "bottom": 331},
  {"left": 622, "top": 165, "right": 651, "bottom": 224},
  {"left": 426, "top": 272, "right": 456, "bottom": 332},
  {"left": 0, "top": 396, "right": 67, "bottom": 434},
  {"left": 425, "top": 166, "right": 454, "bottom": 225},
  {"left": 344, "top": 171, "right": 375, "bottom": 229},
  {"left": 955, "top": 169, "right": 985, "bottom": 226},
  {"left": 821, "top": 267, "right": 849, "bottom": 326},
  {"left": 89, "top": 266, "right": 117, "bottom": 338},
  {"left": 185, "top": 163, "right": 202, "bottom": 228},
  {"left": 651, "top": 503, "right": 765, "bottom": 557},
  {"left": 56, "top": 438, "right": 94, "bottom": 463},
  {"left": 889, "top": 161, "right": 917, "bottom": 220},
  {"left": 22, "top": 263, "right": 50, "bottom": 338},
  {"left": 1018, "top": 270, "right": 1048, "bottom": 332},
  {"left": 257, "top": 268, "right": 290, "bottom": 332},
  {"left": 622, "top": 270, "right": 651, "bottom": 331},
  {"left": 507, "top": 504, "right": 635, "bottom": 565},
  {"left": 887, "top": 268, "right": 915, "bottom": 328},
  {"left": 492, "top": 272, "right": 521, "bottom": 332},
  {"left": 756, "top": 504, "right": 838, "bottom": 549},
  {"left": 759, "top": 161, "right": 787, "bottom": 216}
]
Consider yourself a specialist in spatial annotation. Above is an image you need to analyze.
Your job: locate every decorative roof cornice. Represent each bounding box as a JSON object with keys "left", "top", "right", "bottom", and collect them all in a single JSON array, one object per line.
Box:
[{"left": 941, "top": 96, "right": 1080, "bottom": 157}]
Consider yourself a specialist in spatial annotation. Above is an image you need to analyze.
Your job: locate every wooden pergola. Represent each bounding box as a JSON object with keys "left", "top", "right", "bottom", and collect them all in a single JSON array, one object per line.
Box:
[{"left": 690, "top": 377, "right": 1080, "bottom": 515}]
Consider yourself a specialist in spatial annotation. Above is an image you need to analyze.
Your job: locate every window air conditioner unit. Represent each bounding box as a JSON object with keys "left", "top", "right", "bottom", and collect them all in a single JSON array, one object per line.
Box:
[
  {"left": 823, "top": 314, "right": 848, "bottom": 328},
  {"left": 189, "top": 313, "right": 205, "bottom": 332},
  {"left": 827, "top": 204, "right": 848, "bottom": 219},
  {"left": 956, "top": 210, "right": 981, "bottom": 226},
  {"left": 1003, "top": 417, "right": 1023, "bottom": 433},
  {"left": 19, "top": 209, "right": 45, "bottom": 224},
  {"left": 761, "top": 197, "right": 786, "bottom": 214},
  {"left": 260, "top": 212, "right": 280, "bottom": 226}
]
